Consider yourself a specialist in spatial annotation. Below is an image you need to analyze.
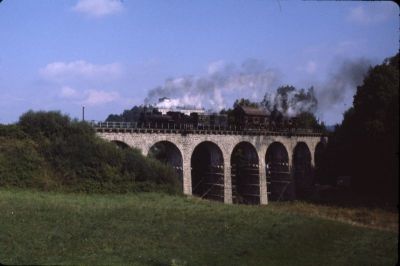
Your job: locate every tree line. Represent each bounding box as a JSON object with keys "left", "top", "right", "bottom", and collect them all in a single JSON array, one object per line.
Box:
[
  {"left": 0, "top": 111, "right": 181, "bottom": 194},
  {"left": 319, "top": 53, "right": 398, "bottom": 206}
]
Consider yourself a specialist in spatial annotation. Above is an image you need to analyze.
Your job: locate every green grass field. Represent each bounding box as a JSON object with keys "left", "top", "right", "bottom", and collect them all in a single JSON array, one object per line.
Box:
[{"left": 0, "top": 189, "right": 397, "bottom": 265}]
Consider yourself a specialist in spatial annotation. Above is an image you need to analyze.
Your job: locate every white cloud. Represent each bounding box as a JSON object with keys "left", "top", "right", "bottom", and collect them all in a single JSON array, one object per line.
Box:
[
  {"left": 73, "top": 0, "right": 123, "bottom": 18},
  {"left": 40, "top": 60, "right": 122, "bottom": 82},
  {"left": 348, "top": 6, "right": 369, "bottom": 24},
  {"left": 347, "top": 3, "right": 398, "bottom": 25},
  {"left": 42, "top": 61, "right": 124, "bottom": 107},
  {"left": 82, "top": 89, "right": 120, "bottom": 106},
  {"left": 60, "top": 86, "right": 80, "bottom": 98},
  {"left": 59, "top": 86, "right": 120, "bottom": 106}
]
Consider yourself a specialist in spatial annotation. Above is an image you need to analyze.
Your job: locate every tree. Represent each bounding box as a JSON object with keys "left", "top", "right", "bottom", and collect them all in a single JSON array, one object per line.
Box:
[
  {"left": 329, "top": 53, "right": 399, "bottom": 205},
  {"left": 106, "top": 105, "right": 148, "bottom": 122},
  {"left": 233, "top": 98, "right": 259, "bottom": 108},
  {"left": 261, "top": 85, "right": 317, "bottom": 116},
  {"left": 295, "top": 112, "right": 326, "bottom": 131}
]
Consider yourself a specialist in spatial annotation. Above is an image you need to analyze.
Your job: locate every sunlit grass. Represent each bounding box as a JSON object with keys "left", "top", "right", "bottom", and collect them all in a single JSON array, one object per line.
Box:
[
  {"left": 0, "top": 189, "right": 397, "bottom": 265},
  {"left": 268, "top": 201, "right": 398, "bottom": 232}
]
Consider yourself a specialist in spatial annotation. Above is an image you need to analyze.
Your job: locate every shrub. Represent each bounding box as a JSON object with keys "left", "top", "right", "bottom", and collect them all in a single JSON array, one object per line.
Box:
[
  {"left": 0, "top": 137, "right": 49, "bottom": 188},
  {"left": 0, "top": 111, "right": 182, "bottom": 194},
  {"left": 18, "top": 110, "right": 72, "bottom": 140}
]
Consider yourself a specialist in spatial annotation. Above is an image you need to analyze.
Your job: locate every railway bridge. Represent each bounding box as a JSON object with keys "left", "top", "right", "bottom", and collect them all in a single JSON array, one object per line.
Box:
[{"left": 94, "top": 122, "right": 326, "bottom": 205}]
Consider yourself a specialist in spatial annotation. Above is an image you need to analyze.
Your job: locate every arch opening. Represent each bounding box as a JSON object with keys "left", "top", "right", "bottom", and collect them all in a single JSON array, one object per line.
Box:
[
  {"left": 231, "top": 142, "right": 260, "bottom": 205},
  {"left": 293, "top": 142, "right": 312, "bottom": 199},
  {"left": 191, "top": 141, "right": 224, "bottom": 202},
  {"left": 111, "top": 140, "right": 130, "bottom": 149},
  {"left": 148, "top": 141, "right": 183, "bottom": 187},
  {"left": 266, "top": 142, "right": 293, "bottom": 201}
]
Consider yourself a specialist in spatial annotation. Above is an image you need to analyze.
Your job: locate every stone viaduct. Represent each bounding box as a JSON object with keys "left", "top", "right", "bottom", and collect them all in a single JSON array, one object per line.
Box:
[{"left": 96, "top": 126, "right": 326, "bottom": 205}]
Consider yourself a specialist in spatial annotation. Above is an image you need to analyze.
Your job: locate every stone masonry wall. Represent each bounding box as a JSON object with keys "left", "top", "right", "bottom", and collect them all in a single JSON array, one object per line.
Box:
[{"left": 98, "top": 132, "right": 323, "bottom": 205}]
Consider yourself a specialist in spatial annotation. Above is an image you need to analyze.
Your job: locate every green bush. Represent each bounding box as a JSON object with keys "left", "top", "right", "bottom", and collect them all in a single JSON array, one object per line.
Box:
[
  {"left": 0, "top": 111, "right": 181, "bottom": 194},
  {"left": 18, "top": 110, "right": 72, "bottom": 140},
  {"left": 0, "top": 124, "right": 28, "bottom": 139},
  {"left": 0, "top": 137, "right": 50, "bottom": 188}
]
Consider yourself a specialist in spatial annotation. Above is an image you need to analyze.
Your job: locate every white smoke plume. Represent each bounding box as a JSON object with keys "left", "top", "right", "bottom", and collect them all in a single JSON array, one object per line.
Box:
[
  {"left": 144, "top": 59, "right": 280, "bottom": 111},
  {"left": 144, "top": 57, "right": 372, "bottom": 123},
  {"left": 262, "top": 86, "right": 318, "bottom": 117},
  {"left": 262, "top": 57, "right": 372, "bottom": 119}
]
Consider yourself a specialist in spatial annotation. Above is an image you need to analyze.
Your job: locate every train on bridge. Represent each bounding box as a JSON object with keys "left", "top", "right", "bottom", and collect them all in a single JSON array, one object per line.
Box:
[
  {"left": 138, "top": 105, "right": 310, "bottom": 132},
  {"left": 96, "top": 104, "right": 326, "bottom": 204}
]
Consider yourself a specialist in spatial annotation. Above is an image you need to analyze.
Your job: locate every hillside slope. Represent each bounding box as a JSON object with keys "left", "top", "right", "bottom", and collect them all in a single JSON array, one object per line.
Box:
[{"left": 0, "top": 190, "right": 397, "bottom": 265}]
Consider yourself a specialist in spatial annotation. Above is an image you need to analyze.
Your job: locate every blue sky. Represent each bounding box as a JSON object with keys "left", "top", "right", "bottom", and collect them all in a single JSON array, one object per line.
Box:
[{"left": 0, "top": 0, "right": 398, "bottom": 124}]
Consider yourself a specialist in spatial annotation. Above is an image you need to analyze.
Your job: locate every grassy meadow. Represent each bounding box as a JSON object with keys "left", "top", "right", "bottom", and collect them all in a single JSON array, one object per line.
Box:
[{"left": 0, "top": 189, "right": 397, "bottom": 265}]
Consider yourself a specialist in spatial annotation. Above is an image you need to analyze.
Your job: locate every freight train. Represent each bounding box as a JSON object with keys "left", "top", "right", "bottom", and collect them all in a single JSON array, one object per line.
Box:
[{"left": 138, "top": 105, "right": 299, "bottom": 131}]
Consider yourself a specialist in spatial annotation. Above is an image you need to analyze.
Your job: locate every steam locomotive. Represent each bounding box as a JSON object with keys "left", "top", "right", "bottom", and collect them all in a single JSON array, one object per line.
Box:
[{"left": 139, "top": 105, "right": 297, "bottom": 131}]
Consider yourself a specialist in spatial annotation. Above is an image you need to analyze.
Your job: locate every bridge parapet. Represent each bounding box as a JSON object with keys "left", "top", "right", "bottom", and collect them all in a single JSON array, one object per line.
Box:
[{"left": 90, "top": 121, "right": 323, "bottom": 138}]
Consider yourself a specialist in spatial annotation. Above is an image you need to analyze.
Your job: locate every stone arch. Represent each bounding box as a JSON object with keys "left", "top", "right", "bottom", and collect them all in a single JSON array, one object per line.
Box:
[
  {"left": 148, "top": 141, "right": 183, "bottom": 187},
  {"left": 191, "top": 141, "right": 224, "bottom": 202},
  {"left": 111, "top": 140, "right": 130, "bottom": 149},
  {"left": 293, "top": 142, "right": 313, "bottom": 199},
  {"left": 231, "top": 142, "right": 260, "bottom": 205},
  {"left": 265, "top": 142, "right": 293, "bottom": 201}
]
